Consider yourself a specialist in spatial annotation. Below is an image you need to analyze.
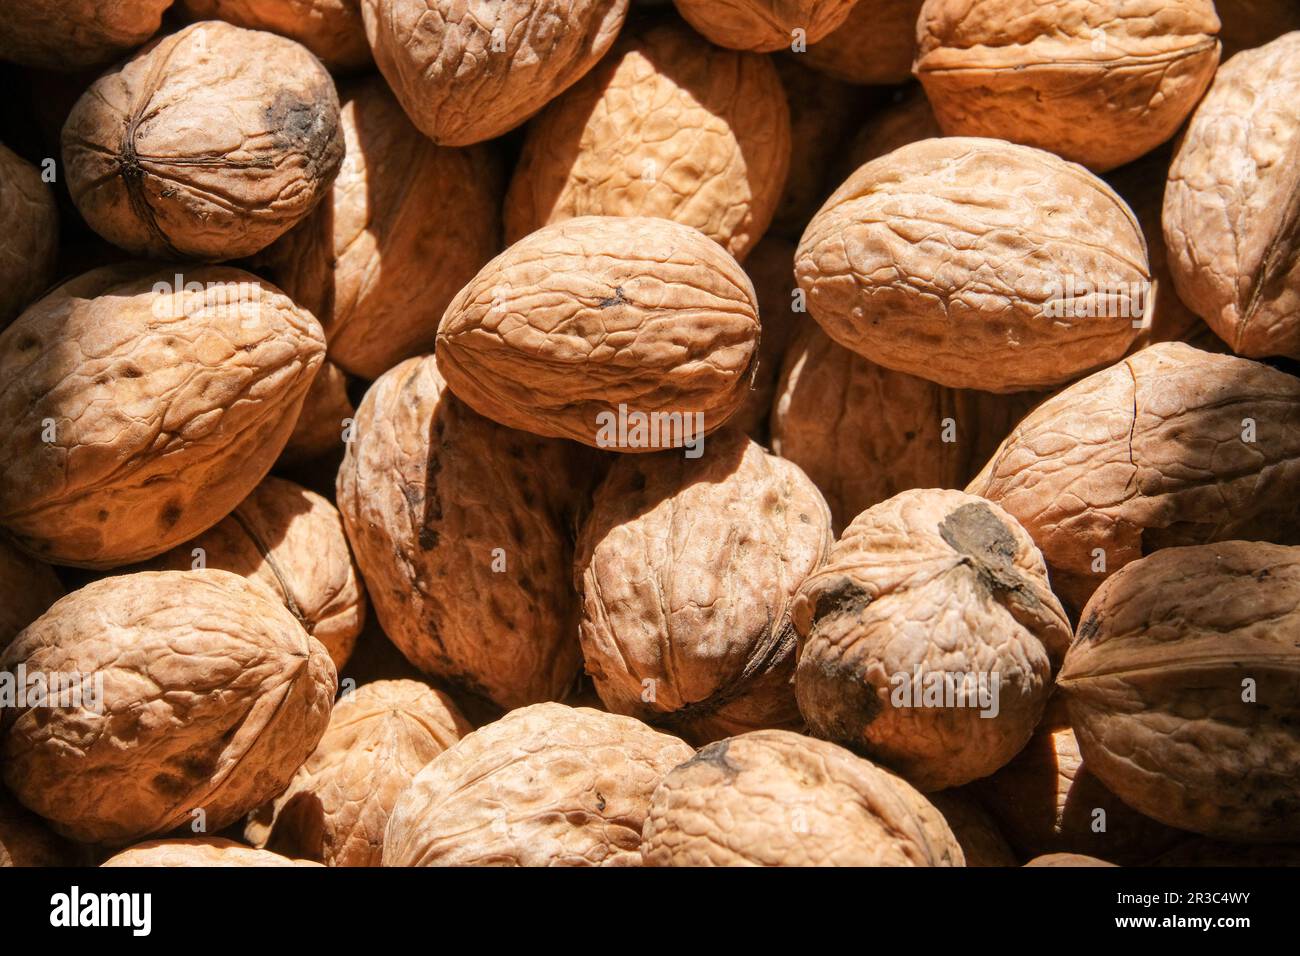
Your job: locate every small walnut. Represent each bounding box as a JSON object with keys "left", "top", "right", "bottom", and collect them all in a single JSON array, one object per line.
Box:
[
  {"left": 102, "top": 837, "right": 322, "bottom": 867},
  {"left": 0, "top": 0, "right": 174, "bottom": 70},
  {"left": 180, "top": 0, "right": 371, "bottom": 71},
  {"left": 0, "top": 144, "right": 58, "bottom": 328},
  {"left": 804, "top": 0, "right": 925, "bottom": 85},
  {"left": 671, "top": 0, "right": 856, "bottom": 53}
]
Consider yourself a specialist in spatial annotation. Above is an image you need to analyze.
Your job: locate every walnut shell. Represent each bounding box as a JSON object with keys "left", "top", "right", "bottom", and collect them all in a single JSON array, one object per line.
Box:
[
  {"left": 841, "top": 87, "right": 942, "bottom": 175},
  {"left": 0, "top": 536, "right": 63, "bottom": 653},
  {"left": 102, "top": 837, "right": 322, "bottom": 867},
  {"left": 0, "top": 143, "right": 58, "bottom": 328},
  {"left": 336, "top": 355, "right": 591, "bottom": 708},
  {"left": 436, "top": 216, "right": 761, "bottom": 448},
  {"left": 1061, "top": 541, "right": 1300, "bottom": 841},
  {"left": 576, "top": 430, "right": 832, "bottom": 744},
  {"left": 247, "top": 679, "right": 470, "bottom": 866},
  {"left": 796, "top": 138, "right": 1149, "bottom": 392},
  {"left": 730, "top": 238, "right": 801, "bottom": 439},
  {"left": 1024, "top": 852, "right": 1116, "bottom": 867},
  {"left": 914, "top": 0, "right": 1221, "bottom": 173},
  {"left": 1163, "top": 33, "right": 1300, "bottom": 359},
  {"left": 503, "top": 21, "right": 790, "bottom": 262},
  {"left": 361, "top": 0, "right": 629, "bottom": 146},
  {"left": 0, "top": 0, "right": 174, "bottom": 70},
  {"left": 150, "top": 476, "right": 366, "bottom": 671},
  {"left": 62, "top": 21, "right": 345, "bottom": 261},
  {"left": 181, "top": 0, "right": 371, "bottom": 71},
  {"left": 1, "top": 790, "right": 83, "bottom": 867},
  {"left": 671, "top": 0, "right": 856, "bottom": 53},
  {"left": 803, "top": 0, "right": 924, "bottom": 85},
  {"left": 278, "top": 360, "right": 353, "bottom": 467},
  {"left": 383, "top": 703, "right": 693, "bottom": 866},
  {"left": 0, "top": 570, "right": 336, "bottom": 846},
  {"left": 966, "top": 343, "right": 1300, "bottom": 612},
  {"left": 0, "top": 265, "right": 325, "bottom": 569},
  {"left": 792, "top": 489, "right": 1070, "bottom": 791},
  {"left": 259, "top": 77, "right": 502, "bottom": 380},
  {"left": 927, "top": 790, "right": 1018, "bottom": 867},
  {"left": 640, "top": 730, "right": 964, "bottom": 866}
]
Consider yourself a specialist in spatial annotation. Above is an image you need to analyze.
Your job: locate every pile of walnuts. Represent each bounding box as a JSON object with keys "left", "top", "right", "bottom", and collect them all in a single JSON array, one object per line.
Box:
[{"left": 1, "top": 0, "right": 1298, "bottom": 869}]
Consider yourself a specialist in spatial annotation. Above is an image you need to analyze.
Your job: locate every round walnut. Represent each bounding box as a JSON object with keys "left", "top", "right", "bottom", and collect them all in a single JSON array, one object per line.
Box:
[
  {"left": 671, "top": 0, "right": 855, "bottom": 53},
  {"left": 0, "top": 265, "right": 325, "bottom": 569},
  {"left": 803, "top": 0, "right": 925, "bottom": 85},
  {"left": 247, "top": 680, "right": 470, "bottom": 866},
  {"left": 436, "top": 216, "right": 761, "bottom": 449},
  {"left": 966, "top": 343, "right": 1300, "bottom": 613},
  {"left": 576, "top": 430, "right": 832, "bottom": 744},
  {"left": 180, "top": 0, "right": 371, "bottom": 71},
  {"left": 1024, "top": 853, "right": 1116, "bottom": 868},
  {"left": 383, "top": 703, "right": 694, "bottom": 866},
  {"left": 792, "top": 489, "right": 1071, "bottom": 791},
  {"left": 62, "top": 21, "right": 345, "bottom": 261},
  {"left": 730, "top": 238, "right": 802, "bottom": 438},
  {"left": 277, "top": 360, "right": 353, "bottom": 467},
  {"left": 1061, "top": 541, "right": 1300, "bottom": 841},
  {"left": 361, "top": 0, "right": 629, "bottom": 146},
  {"left": 0, "top": 0, "right": 174, "bottom": 70},
  {"left": 927, "top": 790, "right": 1019, "bottom": 867},
  {"left": 0, "top": 144, "right": 58, "bottom": 328},
  {"left": 0, "top": 570, "right": 336, "bottom": 846},
  {"left": 640, "top": 730, "right": 963, "bottom": 866},
  {"left": 1163, "top": 33, "right": 1300, "bottom": 359},
  {"left": 503, "top": 21, "right": 790, "bottom": 262},
  {"left": 337, "top": 355, "right": 592, "bottom": 709},
  {"left": 103, "top": 838, "right": 322, "bottom": 867},
  {"left": 150, "top": 476, "right": 366, "bottom": 671},
  {"left": 0, "top": 536, "right": 63, "bottom": 652},
  {"left": 259, "top": 77, "right": 502, "bottom": 380},
  {"left": 1, "top": 790, "right": 83, "bottom": 867},
  {"left": 914, "top": 0, "right": 1222, "bottom": 173},
  {"left": 796, "top": 138, "right": 1150, "bottom": 392}
]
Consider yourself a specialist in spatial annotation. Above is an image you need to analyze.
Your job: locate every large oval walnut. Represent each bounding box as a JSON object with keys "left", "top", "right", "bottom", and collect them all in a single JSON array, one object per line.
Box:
[
  {"left": 0, "top": 265, "right": 325, "bottom": 569},
  {"left": 804, "top": 0, "right": 925, "bottom": 85},
  {"left": 62, "top": 21, "right": 345, "bottom": 261},
  {"left": 966, "top": 343, "right": 1300, "bottom": 612},
  {"left": 361, "top": 0, "right": 629, "bottom": 146},
  {"left": 180, "top": 0, "right": 371, "bottom": 71},
  {"left": 640, "top": 730, "right": 963, "bottom": 866},
  {"left": 0, "top": 570, "right": 336, "bottom": 846},
  {"left": 1163, "top": 33, "right": 1300, "bottom": 359},
  {"left": 576, "top": 430, "right": 832, "bottom": 744},
  {"left": 437, "top": 216, "right": 761, "bottom": 449},
  {"left": 337, "top": 355, "right": 592, "bottom": 708},
  {"left": 914, "top": 0, "right": 1221, "bottom": 173},
  {"left": 103, "top": 837, "right": 322, "bottom": 867},
  {"left": 0, "top": 144, "right": 58, "bottom": 328},
  {"left": 383, "top": 703, "right": 693, "bottom": 866},
  {"left": 1061, "top": 541, "right": 1300, "bottom": 841},
  {"left": 671, "top": 0, "right": 855, "bottom": 53},
  {"left": 796, "top": 138, "right": 1149, "bottom": 392},
  {"left": 0, "top": 537, "right": 63, "bottom": 653},
  {"left": 503, "top": 21, "right": 790, "bottom": 262},
  {"left": 792, "top": 489, "right": 1070, "bottom": 791},
  {"left": 0, "top": 0, "right": 174, "bottom": 70}
]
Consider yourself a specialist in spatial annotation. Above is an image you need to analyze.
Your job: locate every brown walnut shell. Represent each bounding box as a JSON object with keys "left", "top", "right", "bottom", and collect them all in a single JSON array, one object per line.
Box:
[
  {"left": 0, "top": 0, "right": 174, "bottom": 70},
  {"left": 0, "top": 143, "right": 59, "bottom": 328},
  {"left": 1213, "top": 0, "right": 1300, "bottom": 58},
  {"left": 730, "top": 237, "right": 801, "bottom": 439},
  {"left": 803, "top": 0, "right": 925, "bottom": 85},
  {"left": 277, "top": 360, "right": 353, "bottom": 467},
  {"left": 181, "top": 0, "right": 371, "bottom": 71},
  {"left": 671, "top": 0, "right": 856, "bottom": 53},
  {"left": 927, "top": 790, "right": 1019, "bottom": 867},
  {"left": 0, "top": 536, "right": 63, "bottom": 653},
  {"left": 0, "top": 790, "right": 83, "bottom": 867},
  {"left": 102, "top": 837, "right": 322, "bottom": 867}
]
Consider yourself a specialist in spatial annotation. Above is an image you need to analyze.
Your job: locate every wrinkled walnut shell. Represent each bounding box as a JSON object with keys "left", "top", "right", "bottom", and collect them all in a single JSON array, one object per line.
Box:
[
  {"left": 671, "top": 0, "right": 856, "bottom": 53},
  {"left": 181, "top": 0, "right": 371, "bottom": 71}
]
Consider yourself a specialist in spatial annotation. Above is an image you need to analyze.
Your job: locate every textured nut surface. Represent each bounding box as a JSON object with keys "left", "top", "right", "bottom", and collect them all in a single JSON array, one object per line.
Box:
[
  {"left": 504, "top": 22, "right": 790, "bottom": 262},
  {"left": 181, "top": 0, "right": 371, "bottom": 70},
  {"left": 0, "top": 537, "right": 63, "bottom": 653},
  {"left": 62, "top": 21, "right": 344, "bottom": 261},
  {"left": 0, "top": 144, "right": 58, "bottom": 328},
  {"left": 0, "top": 790, "right": 82, "bottom": 867},
  {"left": 915, "top": 0, "right": 1221, "bottom": 172},
  {"left": 804, "top": 0, "right": 925, "bottom": 85},
  {"left": 383, "top": 703, "right": 693, "bottom": 866},
  {"left": 248, "top": 679, "right": 470, "bottom": 866},
  {"left": 361, "top": 0, "right": 628, "bottom": 146},
  {"left": 576, "top": 430, "right": 832, "bottom": 743},
  {"left": 337, "top": 355, "right": 591, "bottom": 708},
  {"left": 0, "top": 0, "right": 174, "bottom": 69},
  {"left": 926, "top": 790, "right": 1018, "bottom": 867},
  {"left": 0, "top": 265, "right": 325, "bottom": 569},
  {"left": 278, "top": 360, "right": 353, "bottom": 466},
  {"left": 967, "top": 343, "right": 1300, "bottom": 612},
  {"left": 730, "top": 237, "right": 801, "bottom": 438},
  {"left": 671, "top": 0, "right": 855, "bottom": 52},
  {"left": 150, "top": 476, "right": 366, "bottom": 671},
  {"left": 102, "top": 837, "right": 322, "bottom": 867},
  {"left": 792, "top": 489, "right": 1070, "bottom": 791},
  {"left": 640, "top": 730, "right": 964, "bottom": 866},
  {"left": 1061, "top": 541, "right": 1300, "bottom": 840},
  {"left": 796, "top": 138, "right": 1149, "bottom": 392},
  {"left": 437, "top": 216, "right": 761, "bottom": 448},
  {"left": 0, "top": 570, "right": 336, "bottom": 845},
  {"left": 1163, "top": 34, "right": 1300, "bottom": 359},
  {"left": 260, "top": 77, "right": 501, "bottom": 380}
]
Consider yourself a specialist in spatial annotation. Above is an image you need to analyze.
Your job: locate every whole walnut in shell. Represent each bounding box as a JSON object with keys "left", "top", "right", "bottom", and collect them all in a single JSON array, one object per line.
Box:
[
  {"left": 504, "top": 21, "right": 790, "bottom": 262},
  {"left": 640, "top": 730, "right": 964, "bottom": 866},
  {"left": 247, "top": 680, "right": 470, "bottom": 866},
  {"left": 576, "top": 430, "right": 832, "bottom": 744},
  {"left": 337, "top": 355, "right": 592, "bottom": 708},
  {"left": 150, "top": 476, "right": 366, "bottom": 671},
  {"left": 436, "top": 216, "right": 761, "bottom": 449},
  {"left": 62, "top": 21, "right": 345, "bottom": 261},
  {"left": 1163, "top": 33, "right": 1300, "bottom": 359},
  {"left": 671, "top": 0, "right": 856, "bottom": 53},
  {"left": 278, "top": 360, "right": 353, "bottom": 467},
  {"left": 0, "top": 265, "right": 325, "bottom": 569},
  {"left": 966, "top": 343, "right": 1300, "bottom": 612},
  {"left": 259, "top": 77, "right": 502, "bottom": 380},
  {"left": 927, "top": 790, "right": 1018, "bottom": 867},
  {"left": 0, "top": 144, "right": 58, "bottom": 328},
  {"left": 0, "top": 0, "right": 174, "bottom": 70},
  {"left": 803, "top": 0, "right": 925, "bottom": 85},
  {"left": 1061, "top": 541, "right": 1300, "bottom": 841},
  {"left": 0, "top": 570, "right": 336, "bottom": 845},
  {"left": 383, "top": 703, "right": 693, "bottom": 866},
  {"left": 0, "top": 537, "right": 63, "bottom": 652},
  {"left": 181, "top": 0, "right": 371, "bottom": 71},
  {"left": 792, "top": 489, "right": 1071, "bottom": 791},
  {"left": 796, "top": 138, "right": 1150, "bottom": 392},
  {"left": 361, "top": 0, "right": 629, "bottom": 146},
  {"left": 1, "top": 790, "right": 83, "bottom": 867},
  {"left": 914, "top": 0, "right": 1222, "bottom": 173},
  {"left": 103, "top": 837, "right": 322, "bottom": 867}
]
